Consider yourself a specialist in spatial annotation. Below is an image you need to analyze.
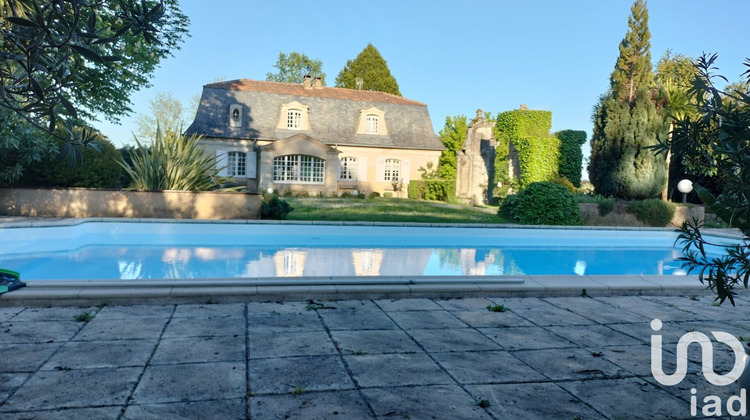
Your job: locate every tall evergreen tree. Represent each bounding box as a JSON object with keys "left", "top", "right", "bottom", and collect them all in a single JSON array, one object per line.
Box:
[
  {"left": 335, "top": 44, "right": 401, "bottom": 96},
  {"left": 588, "top": 0, "right": 668, "bottom": 199}
]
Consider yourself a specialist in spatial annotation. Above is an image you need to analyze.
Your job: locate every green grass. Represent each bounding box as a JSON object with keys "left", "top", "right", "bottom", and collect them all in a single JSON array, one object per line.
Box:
[{"left": 285, "top": 197, "right": 503, "bottom": 224}]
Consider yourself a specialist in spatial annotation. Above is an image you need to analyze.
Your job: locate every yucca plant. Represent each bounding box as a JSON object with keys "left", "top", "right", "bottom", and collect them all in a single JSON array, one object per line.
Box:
[{"left": 120, "top": 127, "right": 239, "bottom": 191}]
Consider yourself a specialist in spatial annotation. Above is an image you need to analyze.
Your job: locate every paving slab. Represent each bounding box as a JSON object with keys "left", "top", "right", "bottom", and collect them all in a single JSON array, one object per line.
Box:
[
  {"left": 559, "top": 377, "right": 689, "bottom": 419},
  {"left": 545, "top": 324, "right": 645, "bottom": 348},
  {"left": 249, "top": 390, "right": 373, "bottom": 419},
  {"left": 95, "top": 304, "right": 174, "bottom": 320},
  {"left": 0, "top": 320, "right": 82, "bottom": 344},
  {"left": 247, "top": 311, "right": 324, "bottom": 334},
  {"left": 162, "top": 316, "right": 245, "bottom": 338},
  {"left": 317, "top": 305, "right": 398, "bottom": 331},
  {"left": 387, "top": 310, "right": 467, "bottom": 330},
  {"left": 42, "top": 339, "right": 156, "bottom": 370},
  {"left": 344, "top": 353, "right": 453, "bottom": 388},
  {"left": 248, "top": 355, "right": 354, "bottom": 394},
  {"left": 123, "top": 399, "right": 246, "bottom": 420},
  {"left": 330, "top": 329, "right": 422, "bottom": 355},
  {"left": 248, "top": 331, "right": 338, "bottom": 359},
  {"left": 0, "top": 372, "right": 28, "bottom": 404},
  {"left": 0, "top": 307, "right": 23, "bottom": 322},
  {"left": 151, "top": 335, "right": 245, "bottom": 364},
  {"left": 362, "top": 384, "right": 492, "bottom": 420},
  {"left": 509, "top": 304, "right": 598, "bottom": 326},
  {"left": 2, "top": 407, "right": 121, "bottom": 420},
  {"left": 511, "top": 347, "right": 626, "bottom": 381},
  {"left": 452, "top": 309, "right": 536, "bottom": 328},
  {"left": 432, "top": 350, "right": 547, "bottom": 384},
  {"left": 131, "top": 362, "right": 245, "bottom": 405},
  {"left": 465, "top": 382, "right": 605, "bottom": 420},
  {"left": 0, "top": 343, "right": 64, "bottom": 372},
  {"left": 171, "top": 303, "right": 245, "bottom": 318},
  {"left": 374, "top": 298, "right": 443, "bottom": 311},
  {"left": 74, "top": 317, "right": 167, "bottom": 341},
  {"left": 406, "top": 328, "right": 501, "bottom": 353},
  {"left": 478, "top": 326, "right": 576, "bottom": 351},
  {"left": 1, "top": 367, "right": 141, "bottom": 411},
  {"left": 11, "top": 306, "right": 100, "bottom": 321},
  {"left": 542, "top": 295, "right": 653, "bottom": 324}
]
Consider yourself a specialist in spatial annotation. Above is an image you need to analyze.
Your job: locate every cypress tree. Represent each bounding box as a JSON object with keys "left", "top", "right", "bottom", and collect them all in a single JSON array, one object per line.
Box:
[
  {"left": 335, "top": 44, "right": 401, "bottom": 96},
  {"left": 588, "top": 0, "right": 668, "bottom": 199}
]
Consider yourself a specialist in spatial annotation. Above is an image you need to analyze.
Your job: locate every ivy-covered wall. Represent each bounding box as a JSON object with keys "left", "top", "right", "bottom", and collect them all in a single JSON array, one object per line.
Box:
[
  {"left": 555, "top": 130, "right": 587, "bottom": 187},
  {"left": 514, "top": 136, "right": 561, "bottom": 187},
  {"left": 493, "top": 109, "right": 559, "bottom": 191}
]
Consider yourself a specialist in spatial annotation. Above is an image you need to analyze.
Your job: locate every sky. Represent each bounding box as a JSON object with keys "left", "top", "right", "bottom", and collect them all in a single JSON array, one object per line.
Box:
[{"left": 96, "top": 0, "right": 750, "bottom": 180}]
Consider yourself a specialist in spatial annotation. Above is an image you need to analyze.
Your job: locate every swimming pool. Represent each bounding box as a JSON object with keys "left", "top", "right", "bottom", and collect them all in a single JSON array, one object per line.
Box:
[{"left": 0, "top": 220, "right": 737, "bottom": 281}]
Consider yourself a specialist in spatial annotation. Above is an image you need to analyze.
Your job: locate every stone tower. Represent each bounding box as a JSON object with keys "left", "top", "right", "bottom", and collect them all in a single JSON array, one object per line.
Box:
[{"left": 456, "top": 109, "right": 497, "bottom": 204}]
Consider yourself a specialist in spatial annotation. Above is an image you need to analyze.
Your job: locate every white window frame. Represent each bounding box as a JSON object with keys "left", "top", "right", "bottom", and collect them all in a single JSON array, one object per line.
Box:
[
  {"left": 227, "top": 151, "right": 246, "bottom": 177},
  {"left": 287, "top": 109, "right": 302, "bottom": 129},
  {"left": 273, "top": 155, "right": 325, "bottom": 184},
  {"left": 339, "top": 157, "right": 357, "bottom": 181},
  {"left": 383, "top": 159, "right": 401, "bottom": 182},
  {"left": 365, "top": 115, "right": 379, "bottom": 134}
]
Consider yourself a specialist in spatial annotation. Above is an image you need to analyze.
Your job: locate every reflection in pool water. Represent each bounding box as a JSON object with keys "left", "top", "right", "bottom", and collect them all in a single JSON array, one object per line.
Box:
[{"left": 0, "top": 222, "right": 734, "bottom": 281}]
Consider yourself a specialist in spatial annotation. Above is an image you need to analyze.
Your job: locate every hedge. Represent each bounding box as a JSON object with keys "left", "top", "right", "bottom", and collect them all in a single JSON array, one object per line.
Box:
[{"left": 408, "top": 179, "right": 456, "bottom": 201}]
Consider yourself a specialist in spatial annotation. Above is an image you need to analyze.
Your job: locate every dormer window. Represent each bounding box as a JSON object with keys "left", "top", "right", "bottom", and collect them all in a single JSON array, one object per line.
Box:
[
  {"left": 357, "top": 107, "right": 387, "bottom": 135},
  {"left": 287, "top": 109, "right": 302, "bottom": 129},
  {"left": 365, "top": 115, "right": 379, "bottom": 134},
  {"left": 277, "top": 101, "right": 310, "bottom": 130},
  {"left": 229, "top": 104, "right": 242, "bottom": 128}
]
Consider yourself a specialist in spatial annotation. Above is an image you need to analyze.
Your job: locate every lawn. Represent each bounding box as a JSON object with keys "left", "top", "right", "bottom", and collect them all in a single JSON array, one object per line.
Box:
[{"left": 285, "top": 197, "right": 503, "bottom": 224}]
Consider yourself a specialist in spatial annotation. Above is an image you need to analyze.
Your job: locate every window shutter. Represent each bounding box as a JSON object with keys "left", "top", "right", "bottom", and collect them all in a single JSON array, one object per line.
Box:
[
  {"left": 357, "top": 157, "right": 367, "bottom": 182},
  {"left": 401, "top": 159, "right": 411, "bottom": 183},
  {"left": 375, "top": 158, "right": 385, "bottom": 182},
  {"left": 216, "top": 150, "right": 228, "bottom": 176},
  {"left": 246, "top": 151, "right": 257, "bottom": 179}
]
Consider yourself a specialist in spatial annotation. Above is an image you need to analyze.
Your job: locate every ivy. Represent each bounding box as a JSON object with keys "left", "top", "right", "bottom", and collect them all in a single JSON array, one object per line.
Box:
[
  {"left": 556, "top": 130, "right": 587, "bottom": 187},
  {"left": 514, "top": 136, "right": 561, "bottom": 188}
]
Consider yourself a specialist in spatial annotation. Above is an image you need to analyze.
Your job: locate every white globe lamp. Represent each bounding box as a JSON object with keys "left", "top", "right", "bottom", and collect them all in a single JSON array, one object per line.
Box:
[{"left": 677, "top": 179, "right": 693, "bottom": 204}]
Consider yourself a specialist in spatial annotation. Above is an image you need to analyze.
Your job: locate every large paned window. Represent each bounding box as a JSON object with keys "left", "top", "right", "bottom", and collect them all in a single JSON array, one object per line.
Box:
[
  {"left": 365, "top": 115, "right": 379, "bottom": 134},
  {"left": 273, "top": 155, "right": 325, "bottom": 184},
  {"left": 227, "top": 151, "right": 246, "bottom": 177},
  {"left": 383, "top": 159, "right": 401, "bottom": 182},
  {"left": 339, "top": 157, "right": 357, "bottom": 180},
  {"left": 287, "top": 109, "right": 302, "bottom": 129}
]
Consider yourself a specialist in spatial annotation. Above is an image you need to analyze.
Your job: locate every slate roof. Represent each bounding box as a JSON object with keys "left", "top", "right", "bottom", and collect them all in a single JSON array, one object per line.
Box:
[{"left": 186, "top": 79, "right": 443, "bottom": 151}]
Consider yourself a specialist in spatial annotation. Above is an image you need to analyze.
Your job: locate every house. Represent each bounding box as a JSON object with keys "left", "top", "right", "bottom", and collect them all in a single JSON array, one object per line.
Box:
[{"left": 185, "top": 76, "right": 443, "bottom": 195}]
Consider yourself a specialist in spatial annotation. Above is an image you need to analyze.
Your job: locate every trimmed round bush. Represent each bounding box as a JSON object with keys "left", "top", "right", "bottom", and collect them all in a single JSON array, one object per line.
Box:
[
  {"left": 627, "top": 198, "right": 675, "bottom": 227},
  {"left": 550, "top": 177, "right": 577, "bottom": 194},
  {"left": 513, "top": 182, "right": 582, "bottom": 225},
  {"left": 261, "top": 197, "right": 293, "bottom": 220},
  {"left": 498, "top": 194, "right": 520, "bottom": 221}
]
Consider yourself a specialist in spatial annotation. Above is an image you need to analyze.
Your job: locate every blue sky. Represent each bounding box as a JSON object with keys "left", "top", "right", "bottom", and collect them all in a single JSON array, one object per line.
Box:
[{"left": 96, "top": 0, "right": 750, "bottom": 179}]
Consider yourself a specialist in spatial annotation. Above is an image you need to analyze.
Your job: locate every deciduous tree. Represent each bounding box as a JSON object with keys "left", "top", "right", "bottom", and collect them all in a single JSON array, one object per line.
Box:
[
  {"left": 266, "top": 52, "right": 325, "bottom": 84},
  {"left": 135, "top": 92, "right": 189, "bottom": 142},
  {"left": 335, "top": 44, "right": 401, "bottom": 96},
  {"left": 437, "top": 115, "right": 468, "bottom": 179}
]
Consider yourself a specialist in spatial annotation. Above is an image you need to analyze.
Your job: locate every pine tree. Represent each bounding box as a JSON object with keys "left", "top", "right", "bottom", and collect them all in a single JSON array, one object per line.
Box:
[
  {"left": 335, "top": 44, "right": 401, "bottom": 96},
  {"left": 588, "top": 0, "right": 668, "bottom": 199}
]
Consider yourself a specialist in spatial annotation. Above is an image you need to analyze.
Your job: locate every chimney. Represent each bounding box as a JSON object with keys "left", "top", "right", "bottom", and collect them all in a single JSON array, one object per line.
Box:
[
  {"left": 520, "top": 104, "right": 528, "bottom": 110},
  {"left": 355, "top": 78, "right": 364, "bottom": 90},
  {"left": 303, "top": 75, "right": 312, "bottom": 89},
  {"left": 313, "top": 76, "right": 323, "bottom": 89}
]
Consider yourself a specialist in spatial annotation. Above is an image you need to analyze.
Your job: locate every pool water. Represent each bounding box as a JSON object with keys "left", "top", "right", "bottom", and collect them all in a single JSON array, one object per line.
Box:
[{"left": 0, "top": 221, "right": 735, "bottom": 281}]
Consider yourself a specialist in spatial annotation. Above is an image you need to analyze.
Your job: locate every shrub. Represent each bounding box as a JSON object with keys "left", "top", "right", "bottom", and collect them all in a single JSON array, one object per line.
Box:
[
  {"left": 260, "top": 196, "right": 293, "bottom": 220},
  {"left": 550, "top": 177, "right": 576, "bottom": 194},
  {"left": 408, "top": 179, "right": 456, "bottom": 201},
  {"left": 597, "top": 199, "right": 616, "bottom": 217},
  {"left": 627, "top": 199, "right": 675, "bottom": 227},
  {"left": 498, "top": 194, "right": 520, "bottom": 220},
  {"left": 357, "top": 192, "right": 366, "bottom": 199},
  {"left": 556, "top": 130, "right": 587, "bottom": 188},
  {"left": 513, "top": 182, "right": 582, "bottom": 225},
  {"left": 340, "top": 191, "right": 354, "bottom": 198},
  {"left": 368, "top": 192, "right": 380, "bottom": 199},
  {"left": 20, "top": 139, "right": 124, "bottom": 188},
  {"left": 383, "top": 192, "right": 393, "bottom": 198}
]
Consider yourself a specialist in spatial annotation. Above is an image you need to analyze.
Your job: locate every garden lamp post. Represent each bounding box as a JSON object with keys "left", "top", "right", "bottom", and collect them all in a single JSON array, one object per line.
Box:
[{"left": 677, "top": 179, "right": 693, "bottom": 204}]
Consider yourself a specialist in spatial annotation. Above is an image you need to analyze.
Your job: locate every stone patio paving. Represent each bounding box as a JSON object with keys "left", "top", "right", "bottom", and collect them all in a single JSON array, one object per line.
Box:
[{"left": 2, "top": 293, "right": 750, "bottom": 419}]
